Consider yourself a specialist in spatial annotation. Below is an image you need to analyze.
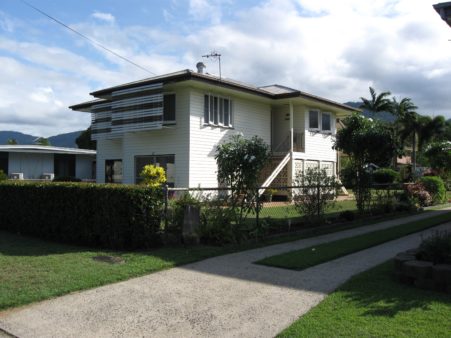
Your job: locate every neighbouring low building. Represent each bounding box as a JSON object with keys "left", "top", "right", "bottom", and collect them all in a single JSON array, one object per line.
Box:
[
  {"left": 0, "top": 145, "right": 96, "bottom": 181},
  {"left": 70, "top": 65, "right": 359, "bottom": 188}
]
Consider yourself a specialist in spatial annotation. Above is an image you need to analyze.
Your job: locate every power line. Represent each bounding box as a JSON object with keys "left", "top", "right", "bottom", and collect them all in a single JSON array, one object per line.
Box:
[{"left": 20, "top": 0, "right": 156, "bottom": 76}]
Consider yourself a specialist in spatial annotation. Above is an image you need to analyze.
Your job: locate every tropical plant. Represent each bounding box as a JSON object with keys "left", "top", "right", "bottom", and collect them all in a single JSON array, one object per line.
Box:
[
  {"left": 215, "top": 134, "right": 270, "bottom": 226},
  {"left": 334, "top": 113, "right": 397, "bottom": 213},
  {"left": 419, "top": 176, "right": 446, "bottom": 205},
  {"left": 424, "top": 141, "right": 451, "bottom": 179},
  {"left": 140, "top": 165, "right": 166, "bottom": 188},
  {"left": 360, "top": 87, "right": 392, "bottom": 113}
]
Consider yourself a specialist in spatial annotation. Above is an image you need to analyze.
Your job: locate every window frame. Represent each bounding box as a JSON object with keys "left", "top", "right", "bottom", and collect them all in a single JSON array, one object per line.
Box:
[
  {"left": 204, "top": 93, "right": 233, "bottom": 128},
  {"left": 321, "top": 112, "right": 332, "bottom": 132},
  {"left": 105, "top": 159, "right": 123, "bottom": 184},
  {"left": 308, "top": 110, "right": 320, "bottom": 130}
]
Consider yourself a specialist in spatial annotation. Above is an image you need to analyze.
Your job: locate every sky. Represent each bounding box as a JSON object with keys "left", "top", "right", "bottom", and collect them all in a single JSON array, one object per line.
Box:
[{"left": 0, "top": 0, "right": 450, "bottom": 137}]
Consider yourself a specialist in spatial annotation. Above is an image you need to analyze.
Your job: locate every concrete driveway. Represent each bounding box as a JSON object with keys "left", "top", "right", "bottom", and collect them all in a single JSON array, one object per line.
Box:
[{"left": 1, "top": 209, "right": 450, "bottom": 338}]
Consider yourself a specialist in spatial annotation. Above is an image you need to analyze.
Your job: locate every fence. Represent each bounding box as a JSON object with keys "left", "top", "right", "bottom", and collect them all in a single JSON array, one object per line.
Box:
[{"left": 161, "top": 183, "right": 403, "bottom": 242}]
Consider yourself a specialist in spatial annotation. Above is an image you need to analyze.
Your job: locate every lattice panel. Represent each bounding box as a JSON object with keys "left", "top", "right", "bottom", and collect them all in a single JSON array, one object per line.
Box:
[
  {"left": 305, "top": 161, "right": 319, "bottom": 171},
  {"left": 271, "top": 164, "right": 288, "bottom": 187},
  {"left": 294, "top": 159, "right": 303, "bottom": 177},
  {"left": 321, "top": 161, "right": 334, "bottom": 176}
]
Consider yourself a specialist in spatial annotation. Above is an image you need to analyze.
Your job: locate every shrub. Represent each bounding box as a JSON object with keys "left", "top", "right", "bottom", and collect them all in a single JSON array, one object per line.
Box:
[
  {"left": 293, "top": 168, "right": 338, "bottom": 223},
  {"left": 419, "top": 176, "right": 446, "bottom": 204},
  {"left": 0, "top": 170, "right": 7, "bottom": 181},
  {"left": 168, "top": 192, "right": 202, "bottom": 234},
  {"left": 417, "top": 230, "right": 451, "bottom": 264},
  {"left": 372, "top": 168, "right": 400, "bottom": 185},
  {"left": 197, "top": 197, "right": 240, "bottom": 245},
  {"left": 140, "top": 165, "right": 166, "bottom": 188},
  {"left": 53, "top": 176, "right": 82, "bottom": 182},
  {"left": 339, "top": 166, "right": 355, "bottom": 189},
  {"left": 339, "top": 210, "right": 355, "bottom": 222},
  {"left": 404, "top": 183, "right": 433, "bottom": 207},
  {"left": 0, "top": 181, "right": 163, "bottom": 249}
]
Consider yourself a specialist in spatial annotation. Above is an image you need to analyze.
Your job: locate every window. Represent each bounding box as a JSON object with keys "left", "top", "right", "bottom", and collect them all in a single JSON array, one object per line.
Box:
[
  {"left": 309, "top": 110, "right": 333, "bottom": 132},
  {"left": 163, "top": 94, "right": 176, "bottom": 122},
  {"left": 204, "top": 94, "right": 233, "bottom": 127},
  {"left": 135, "top": 155, "right": 175, "bottom": 186},
  {"left": 321, "top": 112, "right": 331, "bottom": 131},
  {"left": 309, "top": 110, "right": 319, "bottom": 129},
  {"left": 105, "top": 159, "right": 122, "bottom": 183}
]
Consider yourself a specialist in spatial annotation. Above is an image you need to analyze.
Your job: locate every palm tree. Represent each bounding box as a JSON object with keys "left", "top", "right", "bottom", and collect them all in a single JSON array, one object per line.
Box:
[{"left": 360, "top": 87, "right": 392, "bottom": 113}]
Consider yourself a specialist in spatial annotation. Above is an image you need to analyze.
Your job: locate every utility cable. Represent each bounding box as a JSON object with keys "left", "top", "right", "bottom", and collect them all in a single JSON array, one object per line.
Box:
[{"left": 20, "top": 0, "right": 156, "bottom": 75}]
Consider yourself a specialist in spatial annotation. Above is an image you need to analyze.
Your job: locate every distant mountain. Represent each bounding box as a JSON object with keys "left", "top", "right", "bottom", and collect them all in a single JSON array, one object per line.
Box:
[
  {"left": 0, "top": 131, "right": 37, "bottom": 145},
  {"left": 0, "top": 130, "right": 83, "bottom": 148},
  {"left": 344, "top": 102, "right": 396, "bottom": 123},
  {"left": 48, "top": 131, "right": 83, "bottom": 148}
]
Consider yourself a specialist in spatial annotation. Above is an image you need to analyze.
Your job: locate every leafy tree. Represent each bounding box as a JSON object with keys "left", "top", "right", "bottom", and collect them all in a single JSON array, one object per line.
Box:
[
  {"left": 6, "top": 138, "right": 17, "bottom": 145},
  {"left": 76, "top": 127, "right": 96, "bottom": 150},
  {"left": 215, "top": 135, "right": 270, "bottom": 225},
  {"left": 34, "top": 137, "right": 50, "bottom": 146},
  {"left": 360, "top": 87, "right": 392, "bottom": 113},
  {"left": 334, "top": 113, "right": 396, "bottom": 213},
  {"left": 424, "top": 141, "right": 451, "bottom": 180},
  {"left": 140, "top": 165, "right": 166, "bottom": 188}
]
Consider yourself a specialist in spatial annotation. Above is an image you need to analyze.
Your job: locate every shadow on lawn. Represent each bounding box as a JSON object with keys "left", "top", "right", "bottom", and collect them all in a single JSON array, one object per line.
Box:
[{"left": 338, "top": 263, "right": 451, "bottom": 318}]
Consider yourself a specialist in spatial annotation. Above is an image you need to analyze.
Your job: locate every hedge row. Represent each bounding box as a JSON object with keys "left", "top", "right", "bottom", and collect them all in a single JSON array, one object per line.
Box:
[{"left": 0, "top": 182, "right": 164, "bottom": 249}]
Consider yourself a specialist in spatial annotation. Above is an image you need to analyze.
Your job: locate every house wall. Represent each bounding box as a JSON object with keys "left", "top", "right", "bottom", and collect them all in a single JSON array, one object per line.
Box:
[
  {"left": 302, "top": 108, "right": 336, "bottom": 162},
  {"left": 96, "top": 139, "right": 123, "bottom": 183},
  {"left": 119, "top": 87, "right": 190, "bottom": 186},
  {"left": 8, "top": 152, "right": 53, "bottom": 179},
  {"left": 75, "top": 155, "right": 95, "bottom": 180},
  {"left": 188, "top": 89, "right": 271, "bottom": 187}
]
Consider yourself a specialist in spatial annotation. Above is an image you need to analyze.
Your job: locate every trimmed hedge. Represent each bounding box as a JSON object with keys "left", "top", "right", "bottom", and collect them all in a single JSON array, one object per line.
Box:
[
  {"left": 373, "top": 168, "right": 400, "bottom": 184},
  {"left": 419, "top": 176, "right": 446, "bottom": 204},
  {"left": 0, "top": 181, "right": 164, "bottom": 249}
]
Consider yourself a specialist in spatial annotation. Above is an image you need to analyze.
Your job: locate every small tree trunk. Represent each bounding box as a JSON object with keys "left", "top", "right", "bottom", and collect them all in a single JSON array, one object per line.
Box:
[{"left": 412, "top": 133, "right": 417, "bottom": 176}]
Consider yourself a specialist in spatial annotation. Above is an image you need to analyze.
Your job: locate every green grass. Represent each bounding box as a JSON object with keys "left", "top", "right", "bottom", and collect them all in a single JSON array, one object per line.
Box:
[
  {"left": 0, "top": 206, "right": 448, "bottom": 311},
  {"left": 250, "top": 199, "right": 357, "bottom": 220},
  {"left": 278, "top": 261, "right": 451, "bottom": 337},
  {"left": 256, "top": 211, "right": 451, "bottom": 270}
]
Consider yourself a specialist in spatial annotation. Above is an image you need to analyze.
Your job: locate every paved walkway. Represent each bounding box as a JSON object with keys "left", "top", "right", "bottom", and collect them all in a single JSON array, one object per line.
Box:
[{"left": 1, "top": 209, "right": 450, "bottom": 338}]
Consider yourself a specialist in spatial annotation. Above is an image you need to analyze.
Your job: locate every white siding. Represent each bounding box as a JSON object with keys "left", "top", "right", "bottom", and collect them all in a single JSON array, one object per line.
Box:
[
  {"left": 189, "top": 89, "right": 271, "bottom": 187},
  {"left": 96, "top": 139, "right": 122, "bottom": 183},
  {"left": 75, "top": 155, "right": 94, "bottom": 180},
  {"left": 120, "top": 88, "right": 190, "bottom": 186},
  {"left": 303, "top": 108, "right": 336, "bottom": 162},
  {"left": 8, "top": 152, "right": 53, "bottom": 179}
]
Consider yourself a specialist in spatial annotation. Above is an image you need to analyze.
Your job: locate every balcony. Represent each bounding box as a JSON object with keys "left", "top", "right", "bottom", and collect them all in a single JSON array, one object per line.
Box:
[{"left": 271, "top": 130, "right": 304, "bottom": 154}]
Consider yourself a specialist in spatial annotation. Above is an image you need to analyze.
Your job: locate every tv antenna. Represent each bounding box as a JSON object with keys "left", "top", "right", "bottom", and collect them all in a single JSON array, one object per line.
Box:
[{"left": 202, "top": 51, "right": 222, "bottom": 79}]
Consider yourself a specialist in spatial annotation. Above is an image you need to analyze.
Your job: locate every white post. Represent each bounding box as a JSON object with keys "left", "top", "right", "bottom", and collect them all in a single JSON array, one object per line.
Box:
[{"left": 289, "top": 101, "right": 294, "bottom": 187}]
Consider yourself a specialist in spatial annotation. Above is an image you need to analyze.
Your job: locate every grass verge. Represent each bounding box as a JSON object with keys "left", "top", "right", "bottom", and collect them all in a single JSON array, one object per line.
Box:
[
  {"left": 278, "top": 261, "right": 451, "bottom": 337},
  {"left": 0, "top": 208, "right": 448, "bottom": 311},
  {"left": 256, "top": 211, "right": 451, "bottom": 270}
]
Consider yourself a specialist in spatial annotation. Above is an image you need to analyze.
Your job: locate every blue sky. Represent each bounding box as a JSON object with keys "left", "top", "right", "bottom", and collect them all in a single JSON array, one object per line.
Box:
[{"left": 0, "top": 0, "right": 450, "bottom": 136}]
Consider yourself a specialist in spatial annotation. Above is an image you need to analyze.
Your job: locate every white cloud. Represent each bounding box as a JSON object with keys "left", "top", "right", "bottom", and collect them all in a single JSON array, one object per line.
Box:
[
  {"left": 91, "top": 11, "right": 115, "bottom": 24},
  {"left": 1, "top": 0, "right": 450, "bottom": 138}
]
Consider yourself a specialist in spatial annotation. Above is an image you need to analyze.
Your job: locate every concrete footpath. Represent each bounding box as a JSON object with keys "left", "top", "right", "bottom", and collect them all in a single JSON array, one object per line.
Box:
[{"left": 1, "top": 209, "right": 450, "bottom": 338}]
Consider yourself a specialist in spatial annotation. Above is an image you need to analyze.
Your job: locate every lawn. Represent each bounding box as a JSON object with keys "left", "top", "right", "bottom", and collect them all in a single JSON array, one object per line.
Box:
[
  {"left": 278, "top": 261, "right": 451, "bottom": 337},
  {"left": 0, "top": 208, "right": 432, "bottom": 311},
  {"left": 256, "top": 211, "right": 451, "bottom": 270}
]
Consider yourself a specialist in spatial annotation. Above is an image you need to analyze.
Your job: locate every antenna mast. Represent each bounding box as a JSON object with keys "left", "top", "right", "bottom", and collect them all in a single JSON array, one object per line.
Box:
[{"left": 202, "top": 51, "right": 222, "bottom": 79}]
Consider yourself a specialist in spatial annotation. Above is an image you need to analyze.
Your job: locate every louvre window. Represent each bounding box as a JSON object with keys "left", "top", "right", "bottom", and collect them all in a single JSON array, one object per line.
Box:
[{"left": 204, "top": 94, "right": 233, "bottom": 127}]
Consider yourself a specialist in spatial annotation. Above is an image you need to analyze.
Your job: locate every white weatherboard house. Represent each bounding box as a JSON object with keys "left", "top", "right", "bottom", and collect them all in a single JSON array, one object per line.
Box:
[
  {"left": 70, "top": 65, "right": 358, "bottom": 188},
  {"left": 0, "top": 145, "right": 96, "bottom": 181}
]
